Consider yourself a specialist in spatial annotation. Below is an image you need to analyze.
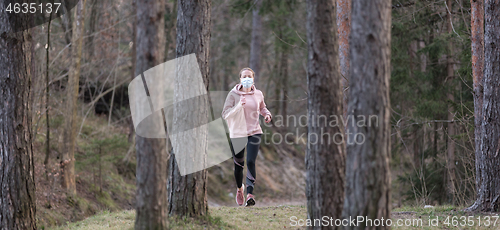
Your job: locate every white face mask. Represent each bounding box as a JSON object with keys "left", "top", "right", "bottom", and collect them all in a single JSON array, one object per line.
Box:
[{"left": 241, "top": 78, "right": 254, "bottom": 88}]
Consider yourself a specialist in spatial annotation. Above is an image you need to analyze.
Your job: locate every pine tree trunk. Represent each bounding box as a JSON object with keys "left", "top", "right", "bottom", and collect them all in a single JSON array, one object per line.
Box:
[
  {"left": 467, "top": 0, "right": 500, "bottom": 212},
  {"left": 60, "top": 0, "right": 73, "bottom": 46},
  {"left": 273, "top": 39, "right": 281, "bottom": 117},
  {"left": 57, "top": 1, "right": 73, "bottom": 90},
  {"left": 0, "top": 3, "right": 36, "bottom": 228},
  {"left": 249, "top": 0, "right": 262, "bottom": 80},
  {"left": 305, "top": 1, "right": 345, "bottom": 229},
  {"left": 280, "top": 49, "right": 288, "bottom": 119},
  {"left": 44, "top": 6, "right": 54, "bottom": 180},
  {"left": 167, "top": 0, "right": 211, "bottom": 217},
  {"left": 470, "top": 0, "right": 484, "bottom": 198},
  {"left": 128, "top": 0, "right": 137, "bottom": 143},
  {"left": 337, "top": 0, "right": 351, "bottom": 118},
  {"left": 445, "top": 0, "right": 457, "bottom": 204},
  {"left": 413, "top": 127, "right": 421, "bottom": 171},
  {"left": 342, "top": 0, "right": 392, "bottom": 229},
  {"left": 134, "top": 0, "right": 168, "bottom": 229},
  {"left": 61, "top": 0, "right": 87, "bottom": 196},
  {"left": 86, "top": 0, "right": 100, "bottom": 60},
  {"left": 419, "top": 39, "right": 427, "bottom": 72}
]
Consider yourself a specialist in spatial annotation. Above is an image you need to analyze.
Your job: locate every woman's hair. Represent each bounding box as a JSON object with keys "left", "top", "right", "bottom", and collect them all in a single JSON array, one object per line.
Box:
[{"left": 239, "top": 67, "right": 255, "bottom": 78}]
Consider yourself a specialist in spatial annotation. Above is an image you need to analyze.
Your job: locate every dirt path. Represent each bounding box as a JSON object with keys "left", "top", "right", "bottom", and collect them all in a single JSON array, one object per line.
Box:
[{"left": 208, "top": 197, "right": 306, "bottom": 208}]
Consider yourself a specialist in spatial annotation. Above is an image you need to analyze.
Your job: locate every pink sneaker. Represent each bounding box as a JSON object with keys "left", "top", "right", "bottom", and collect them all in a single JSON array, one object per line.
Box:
[
  {"left": 245, "top": 194, "right": 255, "bottom": 207},
  {"left": 236, "top": 188, "right": 244, "bottom": 206}
]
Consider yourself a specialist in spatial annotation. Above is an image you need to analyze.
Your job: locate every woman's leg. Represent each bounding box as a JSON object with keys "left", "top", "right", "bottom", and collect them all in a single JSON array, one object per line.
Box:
[
  {"left": 231, "top": 139, "right": 246, "bottom": 189},
  {"left": 245, "top": 134, "right": 262, "bottom": 195}
]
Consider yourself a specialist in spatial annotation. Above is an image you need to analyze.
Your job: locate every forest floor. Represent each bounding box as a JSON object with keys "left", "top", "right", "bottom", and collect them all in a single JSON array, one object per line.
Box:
[{"left": 46, "top": 205, "right": 499, "bottom": 230}]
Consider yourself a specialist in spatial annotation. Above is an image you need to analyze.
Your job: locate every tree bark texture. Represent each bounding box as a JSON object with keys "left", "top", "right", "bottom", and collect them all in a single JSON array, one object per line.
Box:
[
  {"left": 0, "top": 1, "right": 36, "bottom": 228},
  {"left": 134, "top": 0, "right": 168, "bottom": 229},
  {"left": 468, "top": 0, "right": 500, "bottom": 213},
  {"left": 337, "top": 0, "right": 351, "bottom": 118},
  {"left": 445, "top": 0, "right": 457, "bottom": 204},
  {"left": 167, "top": 0, "right": 211, "bottom": 217},
  {"left": 342, "top": 0, "right": 392, "bottom": 229},
  {"left": 305, "top": 0, "right": 345, "bottom": 229},
  {"left": 471, "top": 0, "right": 484, "bottom": 198}
]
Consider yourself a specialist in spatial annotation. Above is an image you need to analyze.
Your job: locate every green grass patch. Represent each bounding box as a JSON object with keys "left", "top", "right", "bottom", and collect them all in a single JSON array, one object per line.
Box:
[
  {"left": 209, "top": 205, "right": 306, "bottom": 230},
  {"left": 48, "top": 205, "right": 500, "bottom": 230},
  {"left": 47, "top": 209, "right": 235, "bottom": 230},
  {"left": 48, "top": 210, "right": 135, "bottom": 230},
  {"left": 37, "top": 206, "right": 67, "bottom": 229}
]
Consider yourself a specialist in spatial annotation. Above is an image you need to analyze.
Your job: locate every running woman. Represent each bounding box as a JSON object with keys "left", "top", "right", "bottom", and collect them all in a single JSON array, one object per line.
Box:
[{"left": 222, "top": 67, "right": 272, "bottom": 207}]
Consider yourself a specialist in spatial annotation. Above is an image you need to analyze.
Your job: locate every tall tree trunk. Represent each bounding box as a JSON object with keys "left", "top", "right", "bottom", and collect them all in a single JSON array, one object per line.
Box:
[
  {"left": 409, "top": 41, "right": 421, "bottom": 171},
  {"left": 44, "top": 6, "right": 54, "bottom": 180},
  {"left": 467, "top": 0, "right": 500, "bottom": 213},
  {"left": 337, "top": 0, "right": 351, "bottom": 118},
  {"left": 57, "top": 0, "right": 73, "bottom": 90},
  {"left": 342, "top": 0, "right": 392, "bottom": 229},
  {"left": 413, "top": 127, "right": 421, "bottom": 171},
  {"left": 280, "top": 48, "right": 288, "bottom": 119},
  {"left": 86, "top": 0, "right": 100, "bottom": 61},
  {"left": 419, "top": 39, "right": 427, "bottom": 72},
  {"left": 305, "top": 1, "right": 345, "bottom": 229},
  {"left": 272, "top": 37, "right": 281, "bottom": 117},
  {"left": 128, "top": 0, "right": 137, "bottom": 143},
  {"left": 134, "top": 0, "right": 168, "bottom": 229},
  {"left": 60, "top": 0, "right": 73, "bottom": 46},
  {"left": 108, "top": 4, "right": 122, "bottom": 126},
  {"left": 0, "top": 3, "right": 36, "bottom": 228},
  {"left": 470, "top": 0, "right": 484, "bottom": 199},
  {"left": 61, "top": 0, "right": 87, "bottom": 196},
  {"left": 249, "top": 0, "right": 262, "bottom": 80},
  {"left": 167, "top": 0, "right": 211, "bottom": 217},
  {"left": 445, "top": 0, "right": 457, "bottom": 205},
  {"left": 222, "top": 65, "right": 229, "bottom": 91}
]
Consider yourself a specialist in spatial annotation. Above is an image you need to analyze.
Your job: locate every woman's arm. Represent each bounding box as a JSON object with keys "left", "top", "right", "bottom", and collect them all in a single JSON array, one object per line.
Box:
[
  {"left": 259, "top": 92, "right": 272, "bottom": 119},
  {"left": 222, "top": 92, "right": 243, "bottom": 120}
]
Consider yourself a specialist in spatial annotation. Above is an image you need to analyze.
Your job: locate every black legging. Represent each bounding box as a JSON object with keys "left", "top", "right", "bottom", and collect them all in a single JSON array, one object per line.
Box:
[{"left": 231, "top": 134, "right": 262, "bottom": 195}]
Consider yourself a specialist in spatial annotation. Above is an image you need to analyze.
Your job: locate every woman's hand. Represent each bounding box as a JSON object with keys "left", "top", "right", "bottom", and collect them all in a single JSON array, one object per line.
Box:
[
  {"left": 264, "top": 114, "right": 271, "bottom": 123},
  {"left": 240, "top": 96, "right": 246, "bottom": 106}
]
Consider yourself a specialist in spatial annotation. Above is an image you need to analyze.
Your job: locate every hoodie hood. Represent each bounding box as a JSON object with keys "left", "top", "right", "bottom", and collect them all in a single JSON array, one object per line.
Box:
[{"left": 231, "top": 84, "right": 256, "bottom": 95}]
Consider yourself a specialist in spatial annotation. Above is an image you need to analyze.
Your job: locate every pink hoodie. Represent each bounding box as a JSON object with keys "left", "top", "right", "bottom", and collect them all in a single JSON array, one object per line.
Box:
[{"left": 222, "top": 84, "right": 272, "bottom": 138}]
